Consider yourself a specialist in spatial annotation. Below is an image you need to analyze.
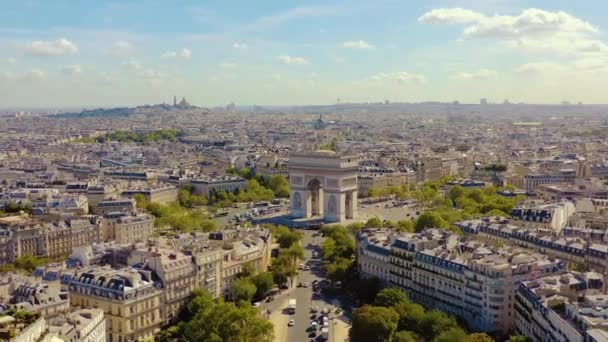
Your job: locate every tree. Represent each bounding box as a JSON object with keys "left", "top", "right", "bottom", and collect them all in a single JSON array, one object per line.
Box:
[
  {"left": 366, "top": 216, "right": 383, "bottom": 228},
  {"left": 347, "top": 222, "right": 365, "bottom": 234},
  {"left": 324, "top": 257, "right": 352, "bottom": 281},
  {"left": 394, "top": 302, "right": 426, "bottom": 332},
  {"left": 393, "top": 331, "right": 418, "bottom": 342},
  {"left": 267, "top": 175, "right": 290, "bottom": 198},
  {"left": 232, "top": 278, "right": 257, "bottom": 302},
  {"left": 251, "top": 272, "right": 275, "bottom": 300},
  {"left": 448, "top": 185, "right": 465, "bottom": 201},
  {"left": 508, "top": 336, "right": 530, "bottom": 342},
  {"left": 350, "top": 305, "right": 399, "bottom": 342},
  {"left": 415, "top": 211, "right": 449, "bottom": 231},
  {"left": 283, "top": 244, "right": 304, "bottom": 266},
  {"left": 396, "top": 220, "right": 415, "bottom": 233},
  {"left": 469, "top": 333, "right": 495, "bottom": 342},
  {"left": 420, "top": 310, "right": 459, "bottom": 340},
  {"left": 375, "top": 288, "right": 409, "bottom": 308},
  {"left": 432, "top": 328, "right": 469, "bottom": 342},
  {"left": 180, "top": 290, "right": 274, "bottom": 342}
]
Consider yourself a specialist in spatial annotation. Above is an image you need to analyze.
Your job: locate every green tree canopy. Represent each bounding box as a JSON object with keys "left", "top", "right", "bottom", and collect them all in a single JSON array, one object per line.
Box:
[
  {"left": 432, "top": 328, "right": 469, "bottom": 342},
  {"left": 251, "top": 272, "right": 275, "bottom": 300},
  {"left": 232, "top": 277, "right": 257, "bottom": 302},
  {"left": 374, "top": 288, "right": 409, "bottom": 308},
  {"left": 415, "top": 211, "right": 449, "bottom": 231},
  {"left": 366, "top": 216, "right": 383, "bottom": 228},
  {"left": 393, "top": 331, "right": 418, "bottom": 342},
  {"left": 350, "top": 305, "right": 399, "bottom": 342},
  {"left": 469, "top": 333, "right": 495, "bottom": 342}
]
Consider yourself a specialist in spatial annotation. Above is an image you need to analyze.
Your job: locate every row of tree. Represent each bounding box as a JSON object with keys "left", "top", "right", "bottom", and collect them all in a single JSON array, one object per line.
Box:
[
  {"left": 226, "top": 167, "right": 291, "bottom": 197},
  {"left": 134, "top": 194, "right": 217, "bottom": 232},
  {"left": 156, "top": 289, "right": 274, "bottom": 342},
  {"left": 351, "top": 287, "right": 529, "bottom": 342},
  {"left": 77, "top": 129, "right": 183, "bottom": 144}
]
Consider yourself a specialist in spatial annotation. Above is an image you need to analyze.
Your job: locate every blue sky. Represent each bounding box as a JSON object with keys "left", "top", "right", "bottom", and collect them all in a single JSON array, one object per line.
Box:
[{"left": 1, "top": 0, "right": 608, "bottom": 107}]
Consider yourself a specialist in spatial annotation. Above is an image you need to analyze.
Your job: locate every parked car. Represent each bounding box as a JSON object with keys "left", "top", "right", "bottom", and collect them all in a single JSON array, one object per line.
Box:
[{"left": 288, "top": 319, "right": 295, "bottom": 327}]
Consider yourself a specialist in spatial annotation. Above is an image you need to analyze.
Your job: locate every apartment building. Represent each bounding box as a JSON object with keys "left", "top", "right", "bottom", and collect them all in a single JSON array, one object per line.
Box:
[
  {"left": 100, "top": 212, "right": 155, "bottom": 243},
  {"left": 128, "top": 248, "right": 198, "bottom": 321},
  {"left": 122, "top": 185, "right": 178, "bottom": 204},
  {"left": 47, "top": 308, "right": 107, "bottom": 342},
  {"left": 9, "top": 280, "right": 70, "bottom": 316},
  {"left": 208, "top": 228, "right": 271, "bottom": 299},
  {"left": 68, "top": 267, "right": 163, "bottom": 342},
  {"left": 46, "top": 217, "right": 101, "bottom": 259},
  {"left": 523, "top": 170, "right": 576, "bottom": 192},
  {"left": 514, "top": 272, "right": 608, "bottom": 342},
  {"left": 457, "top": 218, "right": 608, "bottom": 271},
  {"left": 188, "top": 176, "right": 247, "bottom": 197},
  {"left": 358, "top": 171, "right": 415, "bottom": 197},
  {"left": 357, "top": 228, "right": 564, "bottom": 333},
  {"left": 96, "top": 198, "right": 135, "bottom": 216},
  {"left": 511, "top": 201, "right": 576, "bottom": 232}
]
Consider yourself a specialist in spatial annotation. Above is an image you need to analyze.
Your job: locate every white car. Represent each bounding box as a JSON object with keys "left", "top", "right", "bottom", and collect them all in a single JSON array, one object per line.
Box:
[{"left": 288, "top": 319, "right": 295, "bottom": 327}]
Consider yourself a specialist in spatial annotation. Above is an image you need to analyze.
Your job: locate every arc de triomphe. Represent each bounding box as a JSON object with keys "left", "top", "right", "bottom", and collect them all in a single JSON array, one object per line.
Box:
[{"left": 288, "top": 151, "right": 358, "bottom": 222}]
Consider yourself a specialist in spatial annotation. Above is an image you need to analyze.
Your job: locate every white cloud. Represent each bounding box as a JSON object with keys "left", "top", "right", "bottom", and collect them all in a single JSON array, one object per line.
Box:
[
  {"left": 106, "top": 40, "right": 132, "bottom": 55},
  {"left": 162, "top": 48, "right": 191, "bottom": 60},
  {"left": 277, "top": 55, "right": 309, "bottom": 65},
  {"left": 252, "top": 6, "right": 336, "bottom": 29},
  {"left": 219, "top": 62, "right": 237, "bottom": 69},
  {"left": 419, "top": 8, "right": 604, "bottom": 55},
  {"left": 453, "top": 68, "right": 497, "bottom": 80},
  {"left": 20, "top": 69, "right": 47, "bottom": 81},
  {"left": 122, "top": 60, "right": 143, "bottom": 70},
  {"left": 232, "top": 42, "right": 248, "bottom": 50},
  {"left": 21, "top": 38, "right": 78, "bottom": 56},
  {"left": 62, "top": 64, "right": 83, "bottom": 74},
  {"left": 515, "top": 62, "right": 567, "bottom": 74},
  {"left": 342, "top": 40, "right": 375, "bottom": 50},
  {"left": 371, "top": 71, "right": 426, "bottom": 84},
  {"left": 418, "top": 8, "right": 484, "bottom": 24}
]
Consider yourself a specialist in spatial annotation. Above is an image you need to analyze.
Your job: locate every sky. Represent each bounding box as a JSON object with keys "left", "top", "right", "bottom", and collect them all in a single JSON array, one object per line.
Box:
[{"left": 1, "top": 0, "right": 608, "bottom": 107}]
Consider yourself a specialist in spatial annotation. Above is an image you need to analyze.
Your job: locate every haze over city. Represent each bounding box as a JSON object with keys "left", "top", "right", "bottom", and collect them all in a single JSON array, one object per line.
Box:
[{"left": 2, "top": 0, "right": 608, "bottom": 107}]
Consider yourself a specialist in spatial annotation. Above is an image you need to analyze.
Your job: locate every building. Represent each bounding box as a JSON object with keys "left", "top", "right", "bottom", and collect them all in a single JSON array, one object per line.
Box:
[
  {"left": 46, "top": 217, "right": 101, "bottom": 259},
  {"left": 523, "top": 170, "right": 576, "bottom": 192},
  {"left": 100, "top": 212, "right": 155, "bottom": 243},
  {"left": 47, "top": 308, "right": 107, "bottom": 342},
  {"left": 128, "top": 248, "right": 198, "bottom": 322},
  {"left": 0, "top": 315, "right": 48, "bottom": 342},
  {"left": 357, "top": 171, "right": 416, "bottom": 197},
  {"left": 209, "top": 228, "right": 271, "bottom": 299},
  {"left": 96, "top": 198, "right": 135, "bottom": 216},
  {"left": 357, "top": 228, "right": 564, "bottom": 334},
  {"left": 68, "top": 267, "right": 163, "bottom": 342},
  {"left": 511, "top": 201, "right": 576, "bottom": 232},
  {"left": 9, "top": 280, "right": 70, "bottom": 316},
  {"left": 122, "top": 185, "right": 178, "bottom": 205},
  {"left": 188, "top": 176, "right": 247, "bottom": 197},
  {"left": 457, "top": 218, "right": 608, "bottom": 271},
  {"left": 514, "top": 272, "right": 608, "bottom": 342}
]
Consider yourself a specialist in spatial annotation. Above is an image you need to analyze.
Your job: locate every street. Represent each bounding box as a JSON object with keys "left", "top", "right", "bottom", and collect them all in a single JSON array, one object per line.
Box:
[{"left": 265, "top": 229, "right": 350, "bottom": 342}]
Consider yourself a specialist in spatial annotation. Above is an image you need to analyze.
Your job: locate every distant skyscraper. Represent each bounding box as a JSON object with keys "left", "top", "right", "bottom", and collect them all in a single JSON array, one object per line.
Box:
[
  {"left": 480, "top": 98, "right": 488, "bottom": 105},
  {"left": 173, "top": 96, "right": 177, "bottom": 106}
]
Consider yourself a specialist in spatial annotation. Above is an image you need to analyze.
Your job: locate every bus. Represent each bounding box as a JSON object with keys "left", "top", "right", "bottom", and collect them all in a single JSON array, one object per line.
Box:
[
  {"left": 214, "top": 210, "right": 229, "bottom": 218},
  {"left": 288, "top": 299, "right": 296, "bottom": 314},
  {"left": 255, "top": 201, "right": 270, "bottom": 208}
]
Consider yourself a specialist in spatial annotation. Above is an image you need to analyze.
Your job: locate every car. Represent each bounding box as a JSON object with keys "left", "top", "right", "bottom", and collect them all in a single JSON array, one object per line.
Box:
[
  {"left": 288, "top": 319, "right": 295, "bottom": 327},
  {"left": 297, "top": 282, "right": 303, "bottom": 287},
  {"left": 304, "top": 265, "right": 311, "bottom": 271},
  {"left": 309, "top": 331, "right": 317, "bottom": 338},
  {"left": 265, "top": 296, "right": 274, "bottom": 302},
  {"left": 312, "top": 280, "right": 318, "bottom": 285},
  {"left": 253, "top": 302, "right": 262, "bottom": 308},
  {"left": 303, "top": 282, "right": 310, "bottom": 288},
  {"left": 310, "top": 306, "right": 319, "bottom": 313}
]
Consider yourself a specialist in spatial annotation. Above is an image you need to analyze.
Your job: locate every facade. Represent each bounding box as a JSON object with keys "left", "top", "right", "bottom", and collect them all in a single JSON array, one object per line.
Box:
[
  {"left": 101, "top": 213, "right": 155, "bottom": 243},
  {"left": 128, "top": 248, "right": 198, "bottom": 322},
  {"left": 289, "top": 151, "right": 358, "bottom": 222},
  {"left": 122, "top": 185, "right": 178, "bottom": 205},
  {"left": 357, "top": 228, "right": 564, "bottom": 333},
  {"left": 457, "top": 218, "right": 608, "bottom": 271},
  {"left": 358, "top": 171, "right": 415, "bottom": 197},
  {"left": 511, "top": 201, "right": 576, "bottom": 232},
  {"left": 514, "top": 272, "right": 608, "bottom": 342},
  {"left": 48, "top": 308, "right": 107, "bottom": 342},
  {"left": 46, "top": 217, "right": 101, "bottom": 259},
  {"left": 523, "top": 170, "right": 576, "bottom": 192},
  {"left": 188, "top": 176, "right": 247, "bottom": 197},
  {"left": 96, "top": 198, "right": 135, "bottom": 216},
  {"left": 68, "top": 267, "right": 163, "bottom": 342}
]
